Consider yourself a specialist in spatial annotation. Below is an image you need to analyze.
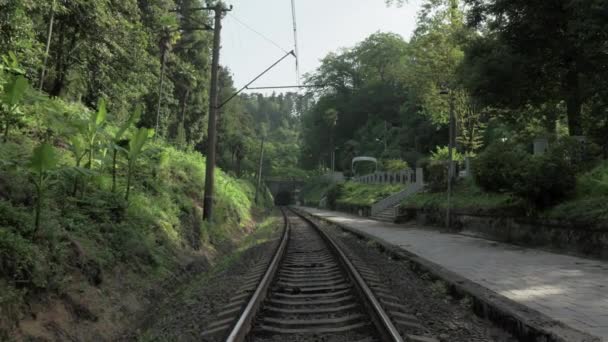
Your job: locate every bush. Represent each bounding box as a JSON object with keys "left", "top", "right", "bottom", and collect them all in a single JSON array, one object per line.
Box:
[
  {"left": 473, "top": 140, "right": 577, "bottom": 208},
  {"left": 513, "top": 149, "right": 577, "bottom": 209},
  {"left": 381, "top": 159, "right": 409, "bottom": 172},
  {"left": 472, "top": 142, "right": 530, "bottom": 193},
  {"left": 549, "top": 137, "right": 601, "bottom": 173},
  {"left": 430, "top": 145, "right": 464, "bottom": 163},
  {"left": 425, "top": 162, "right": 449, "bottom": 192},
  {"left": 326, "top": 183, "right": 344, "bottom": 210}
]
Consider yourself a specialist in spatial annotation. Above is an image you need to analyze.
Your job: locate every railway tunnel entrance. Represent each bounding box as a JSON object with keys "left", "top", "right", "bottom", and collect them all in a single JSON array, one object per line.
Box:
[{"left": 265, "top": 178, "right": 305, "bottom": 205}]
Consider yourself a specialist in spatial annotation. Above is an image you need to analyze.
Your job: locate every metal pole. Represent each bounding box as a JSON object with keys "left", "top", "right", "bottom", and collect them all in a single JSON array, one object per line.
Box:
[
  {"left": 39, "top": 0, "right": 56, "bottom": 91},
  {"left": 203, "top": 3, "right": 228, "bottom": 221},
  {"left": 446, "top": 92, "right": 455, "bottom": 229}
]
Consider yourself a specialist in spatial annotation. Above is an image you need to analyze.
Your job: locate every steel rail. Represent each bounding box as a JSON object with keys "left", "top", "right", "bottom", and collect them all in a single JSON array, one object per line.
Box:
[
  {"left": 225, "top": 208, "right": 290, "bottom": 342},
  {"left": 290, "top": 207, "right": 404, "bottom": 342}
]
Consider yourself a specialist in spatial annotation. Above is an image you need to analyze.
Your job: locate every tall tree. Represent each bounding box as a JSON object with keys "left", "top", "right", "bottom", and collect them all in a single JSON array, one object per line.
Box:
[{"left": 463, "top": 0, "right": 608, "bottom": 136}]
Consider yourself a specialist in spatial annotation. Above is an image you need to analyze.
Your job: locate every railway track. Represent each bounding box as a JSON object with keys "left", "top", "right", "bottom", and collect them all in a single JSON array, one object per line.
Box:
[{"left": 202, "top": 208, "right": 437, "bottom": 342}]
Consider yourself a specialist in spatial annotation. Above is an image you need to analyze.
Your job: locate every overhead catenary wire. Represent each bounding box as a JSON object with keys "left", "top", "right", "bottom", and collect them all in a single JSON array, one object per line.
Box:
[{"left": 228, "top": 13, "right": 289, "bottom": 53}]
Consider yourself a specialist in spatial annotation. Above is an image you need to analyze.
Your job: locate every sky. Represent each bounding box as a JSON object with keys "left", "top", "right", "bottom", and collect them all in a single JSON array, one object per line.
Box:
[{"left": 220, "top": 0, "right": 423, "bottom": 94}]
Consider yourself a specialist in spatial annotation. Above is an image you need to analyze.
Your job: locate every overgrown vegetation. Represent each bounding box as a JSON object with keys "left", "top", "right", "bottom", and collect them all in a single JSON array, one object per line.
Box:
[
  {"left": 0, "top": 53, "right": 273, "bottom": 338},
  {"left": 402, "top": 178, "right": 520, "bottom": 212},
  {"left": 298, "top": 0, "right": 607, "bottom": 228},
  {"left": 331, "top": 182, "right": 404, "bottom": 207}
]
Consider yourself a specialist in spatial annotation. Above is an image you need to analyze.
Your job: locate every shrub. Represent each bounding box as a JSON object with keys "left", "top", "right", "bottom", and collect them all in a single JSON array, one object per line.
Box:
[
  {"left": 472, "top": 142, "right": 530, "bottom": 193},
  {"left": 0, "top": 230, "right": 45, "bottom": 288},
  {"left": 326, "top": 183, "right": 344, "bottom": 210},
  {"left": 548, "top": 137, "right": 601, "bottom": 173},
  {"left": 425, "top": 162, "right": 449, "bottom": 192},
  {"left": 513, "top": 150, "right": 576, "bottom": 209},
  {"left": 430, "top": 145, "right": 464, "bottom": 163},
  {"left": 473, "top": 140, "right": 577, "bottom": 208},
  {"left": 381, "top": 159, "right": 409, "bottom": 172}
]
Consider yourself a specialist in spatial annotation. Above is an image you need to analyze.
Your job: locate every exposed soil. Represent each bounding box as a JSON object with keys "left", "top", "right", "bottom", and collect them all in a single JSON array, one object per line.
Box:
[{"left": 316, "top": 219, "right": 518, "bottom": 342}]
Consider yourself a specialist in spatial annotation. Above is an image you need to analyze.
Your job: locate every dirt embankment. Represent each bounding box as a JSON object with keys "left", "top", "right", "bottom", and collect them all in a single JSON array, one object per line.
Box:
[{"left": 9, "top": 211, "right": 281, "bottom": 342}]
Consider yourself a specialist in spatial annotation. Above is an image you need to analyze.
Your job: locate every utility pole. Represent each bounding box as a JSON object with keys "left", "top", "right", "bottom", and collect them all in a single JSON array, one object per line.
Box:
[
  {"left": 39, "top": 0, "right": 56, "bottom": 91},
  {"left": 446, "top": 92, "right": 455, "bottom": 229},
  {"left": 254, "top": 134, "right": 265, "bottom": 204},
  {"left": 203, "top": 2, "right": 231, "bottom": 221}
]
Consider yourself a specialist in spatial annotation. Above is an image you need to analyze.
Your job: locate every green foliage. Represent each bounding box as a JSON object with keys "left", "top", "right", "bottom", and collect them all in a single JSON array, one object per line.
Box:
[
  {"left": 430, "top": 145, "right": 464, "bottom": 163},
  {"left": 319, "top": 181, "right": 405, "bottom": 210},
  {"left": 473, "top": 140, "right": 577, "bottom": 208},
  {"left": 28, "top": 143, "right": 58, "bottom": 233},
  {"left": 300, "top": 178, "right": 334, "bottom": 206},
  {"left": 512, "top": 150, "right": 576, "bottom": 209},
  {"left": 382, "top": 159, "right": 409, "bottom": 172},
  {"left": 1, "top": 74, "right": 29, "bottom": 141},
  {"left": 472, "top": 142, "right": 529, "bottom": 193},
  {"left": 125, "top": 128, "right": 152, "bottom": 201},
  {"left": 424, "top": 162, "right": 449, "bottom": 193},
  {"left": 463, "top": 0, "right": 608, "bottom": 137},
  {"left": 576, "top": 161, "right": 608, "bottom": 198},
  {"left": 403, "top": 178, "right": 519, "bottom": 211}
]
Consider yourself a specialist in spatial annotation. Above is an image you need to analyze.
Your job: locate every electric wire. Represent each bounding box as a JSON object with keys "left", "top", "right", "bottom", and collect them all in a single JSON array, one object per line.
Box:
[{"left": 227, "top": 13, "right": 289, "bottom": 54}]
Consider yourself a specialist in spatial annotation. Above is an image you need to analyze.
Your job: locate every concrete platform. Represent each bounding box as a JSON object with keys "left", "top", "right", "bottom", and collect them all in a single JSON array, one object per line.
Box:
[{"left": 296, "top": 207, "right": 607, "bottom": 342}]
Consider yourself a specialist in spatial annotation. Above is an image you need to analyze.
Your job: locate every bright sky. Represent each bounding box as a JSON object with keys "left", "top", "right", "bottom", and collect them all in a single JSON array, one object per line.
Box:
[{"left": 221, "top": 0, "right": 422, "bottom": 94}]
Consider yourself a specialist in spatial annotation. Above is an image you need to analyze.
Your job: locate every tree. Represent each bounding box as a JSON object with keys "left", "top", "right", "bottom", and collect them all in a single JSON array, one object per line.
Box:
[{"left": 463, "top": 0, "right": 608, "bottom": 136}]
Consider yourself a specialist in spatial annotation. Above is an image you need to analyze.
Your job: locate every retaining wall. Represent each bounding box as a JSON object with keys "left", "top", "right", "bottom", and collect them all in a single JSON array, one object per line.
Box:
[{"left": 399, "top": 206, "right": 608, "bottom": 260}]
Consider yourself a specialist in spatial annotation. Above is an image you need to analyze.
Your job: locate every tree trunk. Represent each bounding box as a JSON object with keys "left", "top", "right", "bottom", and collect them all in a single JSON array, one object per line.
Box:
[
  {"left": 3, "top": 122, "right": 9, "bottom": 142},
  {"left": 125, "top": 164, "right": 132, "bottom": 201},
  {"left": 565, "top": 68, "right": 583, "bottom": 136},
  {"left": 111, "top": 149, "right": 117, "bottom": 193},
  {"left": 49, "top": 22, "right": 65, "bottom": 97},
  {"left": 236, "top": 153, "right": 242, "bottom": 178}
]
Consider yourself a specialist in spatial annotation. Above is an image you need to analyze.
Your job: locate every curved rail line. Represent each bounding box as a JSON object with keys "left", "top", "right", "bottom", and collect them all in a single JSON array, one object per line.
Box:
[{"left": 221, "top": 207, "right": 402, "bottom": 342}]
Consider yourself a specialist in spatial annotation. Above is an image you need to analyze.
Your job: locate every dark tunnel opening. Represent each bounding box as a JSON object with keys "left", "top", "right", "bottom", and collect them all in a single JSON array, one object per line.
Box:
[{"left": 274, "top": 191, "right": 293, "bottom": 206}]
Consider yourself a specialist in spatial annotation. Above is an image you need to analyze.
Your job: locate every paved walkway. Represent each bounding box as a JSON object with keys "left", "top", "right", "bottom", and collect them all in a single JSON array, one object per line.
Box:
[{"left": 298, "top": 207, "right": 608, "bottom": 341}]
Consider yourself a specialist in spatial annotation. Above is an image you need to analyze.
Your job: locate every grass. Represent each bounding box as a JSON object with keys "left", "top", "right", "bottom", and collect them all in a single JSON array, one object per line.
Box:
[
  {"left": 402, "top": 178, "right": 519, "bottom": 211},
  {"left": 336, "top": 182, "right": 405, "bottom": 207}
]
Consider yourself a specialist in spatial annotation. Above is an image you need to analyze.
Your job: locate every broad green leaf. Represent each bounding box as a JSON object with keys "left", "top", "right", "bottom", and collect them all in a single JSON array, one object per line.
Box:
[
  {"left": 70, "top": 135, "right": 86, "bottom": 158},
  {"left": 114, "top": 105, "right": 141, "bottom": 140},
  {"left": 29, "top": 143, "right": 58, "bottom": 174},
  {"left": 92, "top": 98, "right": 107, "bottom": 126},
  {"left": 4, "top": 75, "right": 28, "bottom": 106},
  {"left": 129, "top": 128, "right": 150, "bottom": 159}
]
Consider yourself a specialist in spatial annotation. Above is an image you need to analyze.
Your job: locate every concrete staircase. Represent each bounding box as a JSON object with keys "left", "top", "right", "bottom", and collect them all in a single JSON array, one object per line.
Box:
[
  {"left": 370, "top": 170, "right": 425, "bottom": 222},
  {"left": 372, "top": 205, "right": 399, "bottom": 222}
]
